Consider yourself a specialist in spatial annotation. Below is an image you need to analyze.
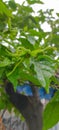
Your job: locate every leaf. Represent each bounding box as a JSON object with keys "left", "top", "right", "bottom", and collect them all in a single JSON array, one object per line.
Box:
[
  {"left": 21, "top": 5, "right": 34, "bottom": 13},
  {"left": 18, "top": 37, "right": 34, "bottom": 50},
  {"left": 18, "top": 70, "right": 40, "bottom": 86},
  {"left": 31, "top": 48, "right": 43, "bottom": 56},
  {"left": 0, "top": 68, "right": 5, "bottom": 78},
  {"left": 27, "top": 36, "right": 36, "bottom": 45},
  {"left": 0, "top": 44, "right": 11, "bottom": 57},
  {"left": 0, "top": 99, "right": 6, "bottom": 110},
  {"left": 0, "top": 58, "right": 11, "bottom": 67},
  {"left": 7, "top": 66, "right": 40, "bottom": 89},
  {"left": 33, "top": 59, "right": 55, "bottom": 90},
  {"left": 0, "top": 87, "right": 13, "bottom": 111},
  {"left": 43, "top": 91, "right": 59, "bottom": 130},
  {"left": 56, "top": 13, "right": 59, "bottom": 17},
  {"left": 7, "top": 66, "right": 20, "bottom": 89},
  {"left": 29, "top": 29, "right": 46, "bottom": 38},
  {"left": 27, "top": 0, "right": 44, "bottom": 5},
  {"left": 0, "top": 1, "right": 12, "bottom": 17},
  {"left": 8, "top": 0, "right": 17, "bottom": 11},
  {"left": 0, "top": 88, "right": 7, "bottom": 110}
]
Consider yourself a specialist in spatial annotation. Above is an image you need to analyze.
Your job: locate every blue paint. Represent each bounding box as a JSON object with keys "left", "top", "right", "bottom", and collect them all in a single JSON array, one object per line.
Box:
[{"left": 16, "top": 84, "right": 57, "bottom": 100}]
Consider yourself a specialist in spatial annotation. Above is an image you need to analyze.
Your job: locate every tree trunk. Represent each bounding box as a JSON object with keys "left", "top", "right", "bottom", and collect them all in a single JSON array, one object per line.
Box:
[
  {"left": 20, "top": 85, "right": 43, "bottom": 130},
  {"left": 25, "top": 100, "right": 43, "bottom": 130},
  {"left": 5, "top": 81, "right": 43, "bottom": 130}
]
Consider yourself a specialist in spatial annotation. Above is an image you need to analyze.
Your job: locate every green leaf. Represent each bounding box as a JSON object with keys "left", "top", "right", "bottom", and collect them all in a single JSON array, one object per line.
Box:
[
  {"left": 18, "top": 37, "right": 34, "bottom": 50},
  {"left": 0, "top": 58, "right": 11, "bottom": 67},
  {"left": 29, "top": 29, "right": 46, "bottom": 38},
  {"left": 33, "top": 59, "right": 55, "bottom": 89},
  {"left": 7, "top": 65, "right": 40, "bottom": 89},
  {"left": 0, "top": 45, "right": 11, "bottom": 57},
  {"left": 21, "top": 5, "right": 34, "bottom": 13},
  {"left": 18, "top": 71, "right": 40, "bottom": 86},
  {"left": 0, "top": 1, "right": 12, "bottom": 17},
  {"left": 43, "top": 91, "right": 59, "bottom": 130},
  {"left": 27, "top": 0, "right": 44, "bottom": 5},
  {"left": 56, "top": 13, "right": 59, "bottom": 17},
  {"left": 8, "top": 0, "right": 17, "bottom": 11},
  {"left": 0, "top": 99, "right": 6, "bottom": 110},
  {"left": 0, "top": 88, "right": 8, "bottom": 110},
  {"left": 0, "top": 68, "right": 5, "bottom": 78},
  {"left": 7, "top": 66, "right": 20, "bottom": 89},
  {"left": 27, "top": 36, "right": 36, "bottom": 45}
]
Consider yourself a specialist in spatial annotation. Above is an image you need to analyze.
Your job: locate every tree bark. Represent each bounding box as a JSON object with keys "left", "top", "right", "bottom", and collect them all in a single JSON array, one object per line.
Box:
[
  {"left": 22, "top": 84, "right": 43, "bottom": 130},
  {"left": 5, "top": 81, "right": 43, "bottom": 130},
  {"left": 25, "top": 98, "right": 43, "bottom": 130}
]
